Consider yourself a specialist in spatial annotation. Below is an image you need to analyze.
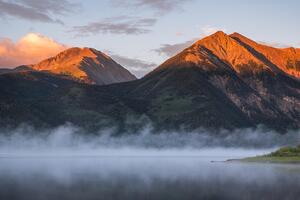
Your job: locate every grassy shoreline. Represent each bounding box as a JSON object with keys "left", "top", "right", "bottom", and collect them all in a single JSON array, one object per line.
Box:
[
  {"left": 229, "top": 145, "right": 300, "bottom": 164},
  {"left": 237, "top": 156, "right": 300, "bottom": 163}
]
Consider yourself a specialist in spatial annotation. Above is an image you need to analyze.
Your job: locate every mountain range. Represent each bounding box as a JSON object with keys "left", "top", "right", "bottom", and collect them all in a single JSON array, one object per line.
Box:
[{"left": 0, "top": 31, "right": 299, "bottom": 133}]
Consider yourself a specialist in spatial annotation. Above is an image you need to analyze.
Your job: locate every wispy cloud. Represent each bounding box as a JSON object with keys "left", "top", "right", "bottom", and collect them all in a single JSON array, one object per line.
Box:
[
  {"left": 200, "top": 25, "right": 227, "bottom": 37},
  {"left": 108, "top": 51, "right": 157, "bottom": 78},
  {"left": 71, "top": 16, "right": 157, "bottom": 36},
  {"left": 154, "top": 25, "right": 226, "bottom": 57},
  {"left": 111, "top": 0, "right": 194, "bottom": 14},
  {"left": 154, "top": 38, "right": 198, "bottom": 57},
  {"left": 0, "top": 0, "right": 78, "bottom": 24},
  {"left": 0, "top": 33, "right": 67, "bottom": 67},
  {"left": 258, "top": 41, "right": 291, "bottom": 48},
  {"left": 16, "top": 0, "right": 78, "bottom": 15}
]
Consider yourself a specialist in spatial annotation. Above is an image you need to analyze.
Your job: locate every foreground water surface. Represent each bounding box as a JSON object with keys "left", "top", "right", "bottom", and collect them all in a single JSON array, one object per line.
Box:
[{"left": 0, "top": 148, "right": 300, "bottom": 200}]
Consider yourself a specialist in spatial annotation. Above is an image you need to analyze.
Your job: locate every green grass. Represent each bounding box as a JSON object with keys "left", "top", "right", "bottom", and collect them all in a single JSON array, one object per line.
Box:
[
  {"left": 269, "top": 146, "right": 300, "bottom": 157},
  {"left": 241, "top": 156, "right": 300, "bottom": 163},
  {"left": 238, "top": 145, "right": 300, "bottom": 163},
  {"left": 152, "top": 94, "right": 194, "bottom": 116}
]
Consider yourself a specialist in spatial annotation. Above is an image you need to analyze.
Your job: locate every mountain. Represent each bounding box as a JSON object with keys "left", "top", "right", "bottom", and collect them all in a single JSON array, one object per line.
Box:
[
  {"left": 32, "top": 47, "right": 136, "bottom": 85},
  {"left": 152, "top": 31, "right": 300, "bottom": 77},
  {"left": 0, "top": 32, "right": 299, "bottom": 132},
  {"left": 119, "top": 31, "right": 300, "bottom": 131},
  {"left": 0, "top": 65, "right": 33, "bottom": 74},
  {"left": 0, "top": 70, "right": 137, "bottom": 131},
  {"left": 0, "top": 68, "right": 12, "bottom": 74}
]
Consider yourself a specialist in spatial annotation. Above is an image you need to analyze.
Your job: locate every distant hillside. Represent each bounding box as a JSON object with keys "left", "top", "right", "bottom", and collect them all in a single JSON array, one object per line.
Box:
[{"left": 0, "top": 71, "right": 138, "bottom": 131}]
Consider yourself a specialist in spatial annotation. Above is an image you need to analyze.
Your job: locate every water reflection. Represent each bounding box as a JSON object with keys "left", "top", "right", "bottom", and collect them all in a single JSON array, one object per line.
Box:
[{"left": 0, "top": 149, "right": 300, "bottom": 200}]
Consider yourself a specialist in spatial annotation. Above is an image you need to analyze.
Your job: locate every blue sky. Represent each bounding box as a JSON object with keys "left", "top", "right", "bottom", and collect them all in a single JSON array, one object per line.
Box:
[{"left": 0, "top": 0, "right": 299, "bottom": 77}]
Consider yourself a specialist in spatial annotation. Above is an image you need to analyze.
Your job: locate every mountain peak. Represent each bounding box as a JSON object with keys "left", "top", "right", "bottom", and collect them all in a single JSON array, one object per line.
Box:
[
  {"left": 229, "top": 32, "right": 243, "bottom": 37},
  {"left": 209, "top": 30, "right": 227, "bottom": 37},
  {"left": 191, "top": 31, "right": 266, "bottom": 72},
  {"left": 55, "top": 47, "right": 108, "bottom": 60},
  {"left": 155, "top": 31, "right": 300, "bottom": 79},
  {"left": 32, "top": 47, "right": 136, "bottom": 85},
  {"left": 196, "top": 31, "right": 230, "bottom": 45},
  {"left": 229, "top": 32, "right": 258, "bottom": 47},
  {"left": 156, "top": 31, "right": 287, "bottom": 76}
]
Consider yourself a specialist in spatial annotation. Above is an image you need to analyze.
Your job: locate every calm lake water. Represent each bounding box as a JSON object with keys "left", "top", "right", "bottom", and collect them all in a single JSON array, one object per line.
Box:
[{"left": 0, "top": 148, "right": 300, "bottom": 200}]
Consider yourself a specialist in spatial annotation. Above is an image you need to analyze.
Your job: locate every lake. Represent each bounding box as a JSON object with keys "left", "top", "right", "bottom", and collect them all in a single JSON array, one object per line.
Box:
[{"left": 1, "top": 148, "right": 300, "bottom": 200}]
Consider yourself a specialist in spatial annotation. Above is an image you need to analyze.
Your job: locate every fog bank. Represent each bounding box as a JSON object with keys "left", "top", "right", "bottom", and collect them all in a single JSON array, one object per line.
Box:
[
  {"left": 0, "top": 124, "right": 299, "bottom": 157},
  {"left": 1, "top": 124, "right": 300, "bottom": 200},
  {"left": 1, "top": 152, "right": 300, "bottom": 200}
]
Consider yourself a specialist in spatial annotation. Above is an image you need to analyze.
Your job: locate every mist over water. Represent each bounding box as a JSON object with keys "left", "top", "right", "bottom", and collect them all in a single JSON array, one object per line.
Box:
[
  {"left": 0, "top": 124, "right": 300, "bottom": 200},
  {"left": 0, "top": 124, "right": 299, "bottom": 153}
]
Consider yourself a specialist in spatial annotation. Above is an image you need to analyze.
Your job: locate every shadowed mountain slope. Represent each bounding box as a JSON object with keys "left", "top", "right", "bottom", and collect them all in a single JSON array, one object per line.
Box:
[{"left": 0, "top": 71, "right": 140, "bottom": 131}]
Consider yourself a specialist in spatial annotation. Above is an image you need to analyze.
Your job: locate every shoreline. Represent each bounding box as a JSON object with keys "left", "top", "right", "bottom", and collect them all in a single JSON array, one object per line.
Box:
[{"left": 227, "top": 156, "right": 300, "bottom": 164}]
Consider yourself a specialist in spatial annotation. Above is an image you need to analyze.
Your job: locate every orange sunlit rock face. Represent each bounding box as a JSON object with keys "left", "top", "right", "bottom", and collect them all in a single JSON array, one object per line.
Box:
[
  {"left": 0, "top": 33, "right": 67, "bottom": 67},
  {"left": 230, "top": 32, "right": 300, "bottom": 78},
  {"left": 33, "top": 47, "right": 94, "bottom": 78},
  {"left": 32, "top": 47, "right": 137, "bottom": 85},
  {"left": 158, "top": 31, "right": 300, "bottom": 79},
  {"left": 194, "top": 31, "right": 266, "bottom": 71}
]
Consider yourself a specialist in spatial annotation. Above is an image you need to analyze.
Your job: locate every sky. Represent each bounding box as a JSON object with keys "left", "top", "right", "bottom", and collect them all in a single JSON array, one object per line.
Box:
[{"left": 0, "top": 0, "right": 300, "bottom": 77}]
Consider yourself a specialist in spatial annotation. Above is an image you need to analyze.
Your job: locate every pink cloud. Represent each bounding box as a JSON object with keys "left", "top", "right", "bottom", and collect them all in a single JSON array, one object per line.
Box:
[{"left": 0, "top": 33, "right": 67, "bottom": 67}]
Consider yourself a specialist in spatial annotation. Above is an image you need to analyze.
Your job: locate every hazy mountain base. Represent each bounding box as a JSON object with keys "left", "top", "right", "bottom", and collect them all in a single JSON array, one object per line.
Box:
[
  {"left": 1, "top": 69, "right": 298, "bottom": 133},
  {"left": 0, "top": 123, "right": 299, "bottom": 150}
]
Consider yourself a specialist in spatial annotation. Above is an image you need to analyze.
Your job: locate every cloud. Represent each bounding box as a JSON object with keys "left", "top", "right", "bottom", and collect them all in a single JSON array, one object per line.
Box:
[
  {"left": 154, "top": 26, "right": 226, "bottom": 58},
  {"left": 200, "top": 25, "right": 227, "bottom": 37},
  {"left": 258, "top": 41, "right": 291, "bottom": 48},
  {"left": 111, "top": 0, "right": 194, "bottom": 14},
  {"left": 108, "top": 52, "right": 157, "bottom": 78},
  {"left": 0, "top": 0, "right": 78, "bottom": 24},
  {"left": 176, "top": 32, "right": 184, "bottom": 36},
  {"left": 154, "top": 38, "right": 198, "bottom": 57},
  {"left": 0, "top": 33, "right": 67, "bottom": 67},
  {"left": 71, "top": 16, "right": 157, "bottom": 36},
  {"left": 15, "top": 0, "right": 78, "bottom": 15}
]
